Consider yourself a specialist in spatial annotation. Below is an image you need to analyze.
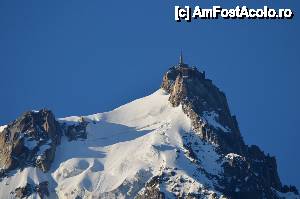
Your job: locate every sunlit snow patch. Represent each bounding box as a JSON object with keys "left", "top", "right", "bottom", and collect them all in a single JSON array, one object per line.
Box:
[
  {"left": 0, "top": 125, "right": 7, "bottom": 133},
  {"left": 202, "top": 111, "right": 231, "bottom": 133}
]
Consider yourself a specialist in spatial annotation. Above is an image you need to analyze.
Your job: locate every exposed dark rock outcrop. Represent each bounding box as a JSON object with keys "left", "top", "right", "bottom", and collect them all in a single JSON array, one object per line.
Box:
[
  {"left": 136, "top": 176, "right": 165, "bottom": 199},
  {"left": 160, "top": 60, "right": 298, "bottom": 198},
  {"left": 0, "top": 109, "right": 88, "bottom": 176},
  {"left": 62, "top": 117, "right": 88, "bottom": 141},
  {"left": 13, "top": 181, "right": 49, "bottom": 198},
  {"left": 0, "top": 109, "right": 62, "bottom": 173},
  {"left": 161, "top": 65, "right": 245, "bottom": 155}
]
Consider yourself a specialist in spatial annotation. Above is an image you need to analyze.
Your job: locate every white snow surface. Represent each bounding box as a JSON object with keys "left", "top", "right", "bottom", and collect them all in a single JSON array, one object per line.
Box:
[
  {"left": 202, "top": 111, "right": 231, "bottom": 133},
  {"left": 0, "top": 125, "right": 7, "bottom": 133},
  {"left": 0, "top": 89, "right": 295, "bottom": 198},
  {"left": 52, "top": 89, "right": 222, "bottom": 198},
  {"left": 225, "top": 153, "right": 243, "bottom": 160}
]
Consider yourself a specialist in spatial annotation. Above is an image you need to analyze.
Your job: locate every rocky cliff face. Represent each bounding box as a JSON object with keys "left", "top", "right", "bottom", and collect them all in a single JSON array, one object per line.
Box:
[
  {"left": 0, "top": 109, "right": 89, "bottom": 198},
  {"left": 161, "top": 63, "right": 298, "bottom": 198},
  {"left": 161, "top": 65, "right": 245, "bottom": 154},
  {"left": 0, "top": 109, "right": 89, "bottom": 176},
  {"left": 0, "top": 109, "right": 62, "bottom": 173}
]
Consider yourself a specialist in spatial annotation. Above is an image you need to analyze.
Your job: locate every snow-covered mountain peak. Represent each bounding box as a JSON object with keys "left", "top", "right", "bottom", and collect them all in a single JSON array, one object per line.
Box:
[{"left": 0, "top": 63, "right": 298, "bottom": 199}]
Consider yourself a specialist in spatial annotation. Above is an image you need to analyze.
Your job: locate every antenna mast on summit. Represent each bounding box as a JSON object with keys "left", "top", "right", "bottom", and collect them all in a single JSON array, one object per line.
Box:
[{"left": 179, "top": 50, "right": 183, "bottom": 64}]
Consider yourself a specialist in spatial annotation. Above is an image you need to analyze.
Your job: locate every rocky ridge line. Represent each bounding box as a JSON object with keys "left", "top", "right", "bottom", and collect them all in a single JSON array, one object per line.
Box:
[{"left": 160, "top": 61, "right": 298, "bottom": 198}]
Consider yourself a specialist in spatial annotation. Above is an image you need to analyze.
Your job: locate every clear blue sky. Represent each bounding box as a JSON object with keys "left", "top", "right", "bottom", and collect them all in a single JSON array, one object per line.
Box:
[{"left": 0, "top": 0, "right": 299, "bottom": 189}]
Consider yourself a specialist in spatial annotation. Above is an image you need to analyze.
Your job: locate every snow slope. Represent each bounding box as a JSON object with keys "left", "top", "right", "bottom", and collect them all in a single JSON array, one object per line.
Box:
[
  {"left": 0, "top": 89, "right": 224, "bottom": 198},
  {"left": 53, "top": 89, "right": 223, "bottom": 198},
  {"left": 0, "top": 89, "right": 297, "bottom": 198}
]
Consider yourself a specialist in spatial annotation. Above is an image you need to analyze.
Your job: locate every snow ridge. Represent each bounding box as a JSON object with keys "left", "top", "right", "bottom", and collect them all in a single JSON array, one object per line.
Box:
[{"left": 0, "top": 89, "right": 298, "bottom": 199}]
